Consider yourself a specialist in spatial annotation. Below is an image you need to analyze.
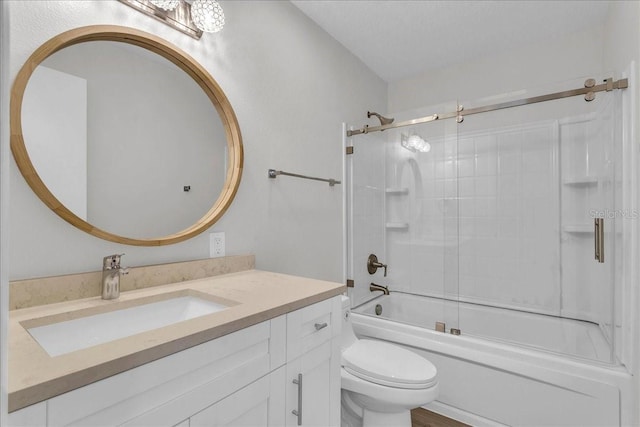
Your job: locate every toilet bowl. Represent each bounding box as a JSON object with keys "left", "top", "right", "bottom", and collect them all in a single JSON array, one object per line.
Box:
[{"left": 340, "top": 296, "right": 438, "bottom": 427}]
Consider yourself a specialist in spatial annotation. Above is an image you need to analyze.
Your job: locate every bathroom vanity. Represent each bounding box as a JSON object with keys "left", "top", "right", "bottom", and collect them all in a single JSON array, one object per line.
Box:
[
  {"left": 7, "top": 23, "right": 345, "bottom": 427},
  {"left": 4, "top": 18, "right": 348, "bottom": 426},
  {"left": 8, "top": 269, "right": 344, "bottom": 426}
]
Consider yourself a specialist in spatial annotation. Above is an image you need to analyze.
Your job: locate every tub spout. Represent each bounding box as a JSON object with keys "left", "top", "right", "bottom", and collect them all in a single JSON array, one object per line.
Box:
[{"left": 370, "top": 282, "right": 389, "bottom": 295}]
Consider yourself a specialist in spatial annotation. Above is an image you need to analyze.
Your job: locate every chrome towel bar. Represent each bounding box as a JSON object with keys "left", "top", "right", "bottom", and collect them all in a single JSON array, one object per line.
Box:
[{"left": 268, "top": 169, "right": 341, "bottom": 186}]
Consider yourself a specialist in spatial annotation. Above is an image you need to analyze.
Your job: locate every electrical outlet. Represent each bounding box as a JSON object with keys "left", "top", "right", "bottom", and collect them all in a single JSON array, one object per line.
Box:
[{"left": 210, "top": 232, "right": 225, "bottom": 258}]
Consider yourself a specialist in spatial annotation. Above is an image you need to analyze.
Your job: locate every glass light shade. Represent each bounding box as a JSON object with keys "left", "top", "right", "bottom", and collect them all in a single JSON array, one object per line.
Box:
[
  {"left": 191, "top": 0, "right": 225, "bottom": 33},
  {"left": 149, "top": 0, "right": 180, "bottom": 11},
  {"left": 401, "top": 133, "right": 431, "bottom": 153}
]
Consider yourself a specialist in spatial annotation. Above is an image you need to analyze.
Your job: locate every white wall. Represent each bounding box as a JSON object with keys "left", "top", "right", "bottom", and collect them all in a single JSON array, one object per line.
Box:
[
  {"left": 389, "top": 25, "right": 605, "bottom": 113},
  {"left": 6, "top": 1, "right": 387, "bottom": 281},
  {"left": 23, "top": 66, "right": 88, "bottom": 220}
]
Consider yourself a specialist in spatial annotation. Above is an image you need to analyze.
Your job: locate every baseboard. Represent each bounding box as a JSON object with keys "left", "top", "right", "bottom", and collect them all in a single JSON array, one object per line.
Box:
[{"left": 424, "top": 401, "right": 509, "bottom": 427}]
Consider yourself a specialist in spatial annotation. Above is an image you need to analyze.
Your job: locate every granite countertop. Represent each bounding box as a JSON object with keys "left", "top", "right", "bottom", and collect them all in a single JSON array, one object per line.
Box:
[{"left": 9, "top": 269, "right": 345, "bottom": 412}]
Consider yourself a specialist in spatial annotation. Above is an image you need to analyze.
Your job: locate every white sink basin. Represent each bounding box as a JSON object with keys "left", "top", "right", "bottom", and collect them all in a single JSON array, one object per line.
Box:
[{"left": 27, "top": 295, "right": 229, "bottom": 356}]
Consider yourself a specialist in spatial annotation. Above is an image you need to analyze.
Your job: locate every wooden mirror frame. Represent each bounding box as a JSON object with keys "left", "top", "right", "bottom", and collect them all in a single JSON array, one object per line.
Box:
[{"left": 10, "top": 25, "right": 243, "bottom": 246}]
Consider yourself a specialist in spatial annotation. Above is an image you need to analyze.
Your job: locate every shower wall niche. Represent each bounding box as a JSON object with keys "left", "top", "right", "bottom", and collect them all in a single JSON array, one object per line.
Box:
[{"left": 347, "top": 76, "right": 628, "bottom": 365}]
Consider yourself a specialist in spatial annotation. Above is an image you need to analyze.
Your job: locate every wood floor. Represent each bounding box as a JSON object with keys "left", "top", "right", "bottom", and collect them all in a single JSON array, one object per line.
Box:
[{"left": 411, "top": 408, "right": 470, "bottom": 427}]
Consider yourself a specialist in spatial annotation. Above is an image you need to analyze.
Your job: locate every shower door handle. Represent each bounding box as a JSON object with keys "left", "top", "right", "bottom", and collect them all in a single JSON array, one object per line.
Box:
[{"left": 594, "top": 218, "right": 604, "bottom": 263}]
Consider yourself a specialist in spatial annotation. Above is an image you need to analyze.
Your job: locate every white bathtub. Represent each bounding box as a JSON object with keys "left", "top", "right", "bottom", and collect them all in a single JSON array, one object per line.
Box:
[{"left": 352, "top": 292, "right": 634, "bottom": 426}]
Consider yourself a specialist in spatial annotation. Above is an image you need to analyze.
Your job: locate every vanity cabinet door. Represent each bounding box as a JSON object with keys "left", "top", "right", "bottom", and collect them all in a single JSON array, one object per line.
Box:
[
  {"left": 285, "top": 295, "right": 341, "bottom": 427},
  {"left": 7, "top": 401, "right": 46, "bottom": 427},
  {"left": 190, "top": 366, "right": 286, "bottom": 426},
  {"left": 286, "top": 339, "right": 340, "bottom": 427}
]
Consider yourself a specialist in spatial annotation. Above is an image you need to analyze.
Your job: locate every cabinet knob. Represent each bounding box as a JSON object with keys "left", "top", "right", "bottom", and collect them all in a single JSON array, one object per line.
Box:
[{"left": 314, "top": 322, "right": 328, "bottom": 331}]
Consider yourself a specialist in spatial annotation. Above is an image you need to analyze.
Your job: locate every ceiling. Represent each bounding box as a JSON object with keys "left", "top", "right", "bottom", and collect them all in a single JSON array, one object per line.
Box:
[{"left": 290, "top": 1, "right": 612, "bottom": 83}]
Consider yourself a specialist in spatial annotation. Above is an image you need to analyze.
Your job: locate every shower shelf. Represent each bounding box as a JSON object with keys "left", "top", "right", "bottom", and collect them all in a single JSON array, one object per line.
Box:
[
  {"left": 563, "top": 224, "right": 622, "bottom": 234},
  {"left": 562, "top": 176, "right": 600, "bottom": 186},
  {"left": 385, "top": 188, "right": 409, "bottom": 195},
  {"left": 386, "top": 222, "right": 409, "bottom": 230},
  {"left": 562, "top": 224, "right": 592, "bottom": 233}
]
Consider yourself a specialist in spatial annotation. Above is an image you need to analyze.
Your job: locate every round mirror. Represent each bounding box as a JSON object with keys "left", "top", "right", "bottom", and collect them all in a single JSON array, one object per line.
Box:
[{"left": 11, "top": 26, "right": 243, "bottom": 246}]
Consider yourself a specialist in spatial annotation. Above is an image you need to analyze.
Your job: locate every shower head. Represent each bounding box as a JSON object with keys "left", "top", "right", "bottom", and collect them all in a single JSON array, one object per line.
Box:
[{"left": 367, "top": 111, "right": 394, "bottom": 126}]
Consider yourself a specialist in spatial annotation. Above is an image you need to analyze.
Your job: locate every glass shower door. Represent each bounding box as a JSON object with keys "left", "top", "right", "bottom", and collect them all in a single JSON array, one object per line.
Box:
[
  {"left": 454, "top": 77, "right": 619, "bottom": 363},
  {"left": 346, "top": 100, "right": 461, "bottom": 334},
  {"left": 347, "top": 76, "right": 623, "bottom": 365},
  {"left": 558, "top": 86, "right": 618, "bottom": 364},
  {"left": 345, "top": 128, "right": 387, "bottom": 308}
]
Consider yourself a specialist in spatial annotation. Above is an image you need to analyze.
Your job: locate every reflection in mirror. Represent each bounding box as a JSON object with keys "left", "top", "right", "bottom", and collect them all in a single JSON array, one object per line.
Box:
[{"left": 21, "top": 41, "right": 227, "bottom": 239}]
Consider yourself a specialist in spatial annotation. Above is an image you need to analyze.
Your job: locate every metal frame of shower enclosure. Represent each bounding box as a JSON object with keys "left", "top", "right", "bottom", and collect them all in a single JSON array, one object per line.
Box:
[{"left": 346, "top": 77, "right": 629, "bottom": 137}]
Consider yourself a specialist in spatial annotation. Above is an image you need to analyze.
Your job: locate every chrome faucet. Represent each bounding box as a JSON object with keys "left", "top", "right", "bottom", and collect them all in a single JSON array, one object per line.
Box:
[
  {"left": 370, "top": 282, "right": 390, "bottom": 295},
  {"left": 102, "top": 254, "right": 129, "bottom": 300}
]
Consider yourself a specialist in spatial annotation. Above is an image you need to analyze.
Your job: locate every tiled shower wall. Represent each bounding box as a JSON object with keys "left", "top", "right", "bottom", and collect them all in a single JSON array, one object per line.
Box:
[
  {"left": 386, "top": 121, "right": 562, "bottom": 316},
  {"left": 456, "top": 123, "right": 560, "bottom": 313},
  {"left": 351, "top": 94, "right": 616, "bottom": 330}
]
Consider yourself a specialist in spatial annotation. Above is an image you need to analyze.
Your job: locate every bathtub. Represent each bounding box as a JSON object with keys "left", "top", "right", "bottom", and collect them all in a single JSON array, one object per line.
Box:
[{"left": 352, "top": 292, "right": 634, "bottom": 426}]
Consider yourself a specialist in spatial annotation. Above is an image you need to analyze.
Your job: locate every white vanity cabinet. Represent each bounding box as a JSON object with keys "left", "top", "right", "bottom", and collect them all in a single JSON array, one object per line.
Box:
[
  {"left": 285, "top": 296, "right": 342, "bottom": 426},
  {"left": 8, "top": 295, "right": 341, "bottom": 427},
  {"left": 189, "top": 366, "right": 286, "bottom": 426}
]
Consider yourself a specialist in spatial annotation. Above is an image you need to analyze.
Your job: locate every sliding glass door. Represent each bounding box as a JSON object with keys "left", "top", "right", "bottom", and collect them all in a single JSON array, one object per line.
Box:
[{"left": 346, "top": 76, "right": 623, "bottom": 364}]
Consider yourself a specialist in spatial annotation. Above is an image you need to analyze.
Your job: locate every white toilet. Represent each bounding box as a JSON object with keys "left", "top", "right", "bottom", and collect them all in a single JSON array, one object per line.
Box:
[{"left": 340, "top": 296, "right": 439, "bottom": 427}]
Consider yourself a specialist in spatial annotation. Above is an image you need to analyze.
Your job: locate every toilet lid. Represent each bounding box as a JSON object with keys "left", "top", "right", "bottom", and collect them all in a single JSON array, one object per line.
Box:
[{"left": 342, "top": 339, "right": 437, "bottom": 389}]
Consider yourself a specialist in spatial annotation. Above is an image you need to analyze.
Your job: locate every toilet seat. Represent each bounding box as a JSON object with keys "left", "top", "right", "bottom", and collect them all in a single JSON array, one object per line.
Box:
[{"left": 342, "top": 339, "right": 437, "bottom": 389}]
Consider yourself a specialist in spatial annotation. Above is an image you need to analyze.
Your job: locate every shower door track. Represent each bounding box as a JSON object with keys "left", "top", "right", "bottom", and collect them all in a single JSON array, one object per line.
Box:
[{"left": 346, "top": 77, "right": 628, "bottom": 137}]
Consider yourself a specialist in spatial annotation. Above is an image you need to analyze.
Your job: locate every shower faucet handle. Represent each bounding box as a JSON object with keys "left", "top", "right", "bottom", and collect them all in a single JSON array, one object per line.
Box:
[{"left": 367, "top": 254, "right": 387, "bottom": 277}]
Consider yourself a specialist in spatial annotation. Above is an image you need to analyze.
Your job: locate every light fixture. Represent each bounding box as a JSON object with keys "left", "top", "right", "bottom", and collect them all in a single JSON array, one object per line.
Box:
[
  {"left": 401, "top": 133, "right": 431, "bottom": 153},
  {"left": 191, "top": 0, "right": 225, "bottom": 33},
  {"left": 149, "top": 0, "right": 180, "bottom": 11},
  {"left": 118, "top": 0, "right": 225, "bottom": 40}
]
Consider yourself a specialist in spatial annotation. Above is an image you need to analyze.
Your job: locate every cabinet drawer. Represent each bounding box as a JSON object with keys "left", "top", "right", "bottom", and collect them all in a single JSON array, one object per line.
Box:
[
  {"left": 47, "top": 319, "right": 285, "bottom": 426},
  {"left": 286, "top": 296, "right": 341, "bottom": 361}
]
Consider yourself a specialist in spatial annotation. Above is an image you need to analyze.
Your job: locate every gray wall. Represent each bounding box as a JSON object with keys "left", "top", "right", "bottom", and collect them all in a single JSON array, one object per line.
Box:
[{"left": 7, "top": 0, "right": 387, "bottom": 281}]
